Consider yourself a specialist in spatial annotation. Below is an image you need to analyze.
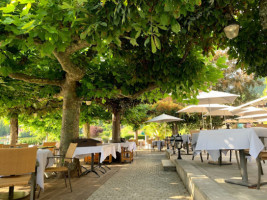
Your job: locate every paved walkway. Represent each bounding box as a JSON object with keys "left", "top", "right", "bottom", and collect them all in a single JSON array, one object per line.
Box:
[{"left": 87, "top": 151, "right": 191, "bottom": 200}]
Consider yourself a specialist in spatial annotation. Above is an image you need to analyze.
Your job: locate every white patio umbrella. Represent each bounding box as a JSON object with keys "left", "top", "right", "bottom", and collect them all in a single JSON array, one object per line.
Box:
[
  {"left": 145, "top": 114, "right": 184, "bottom": 137},
  {"left": 146, "top": 114, "right": 184, "bottom": 123},
  {"left": 234, "top": 95, "right": 267, "bottom": 110},
  {"left": 178, "top": 104, "right": 228, "bottom": 128},
  {"left": 178, "top": 104, "right": 228, "bottom": 113},
  {"left": 196, "top": 90, "right": 239, "bottom": 105},
  {"left": 236, "top": 106, "right": 267, "bottom": 116}
]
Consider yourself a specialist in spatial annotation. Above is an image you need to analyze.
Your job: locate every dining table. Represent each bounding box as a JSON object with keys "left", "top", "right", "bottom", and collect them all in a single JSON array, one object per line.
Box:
[
  {"left": 72, "top": 144, "right": 116, "bottom": 177},
  {"left": 181, "top": 134, "right": 191, "bottom": 154},
  {"left": 152, "top": 140, "right": 165, "bottom": 151},
  {"left": 195, "top": 128, "right": 265, "bottom": 187}
]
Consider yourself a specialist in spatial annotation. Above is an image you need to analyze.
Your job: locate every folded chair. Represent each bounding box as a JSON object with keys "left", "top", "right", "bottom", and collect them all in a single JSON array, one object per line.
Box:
[
  {"left": 39, "top": 143, "right": 78, "bottom": 196},
  {"left": 0, "top": 147, "right": 37, "bottom": 200}
]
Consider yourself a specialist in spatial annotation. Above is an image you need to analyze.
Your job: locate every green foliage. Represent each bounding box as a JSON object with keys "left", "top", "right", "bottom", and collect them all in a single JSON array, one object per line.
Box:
[
  {"left": 0, "top": 118, "right": 9, "bottom": 136},
  {"left": 19, "top": 110, "right": 62, "bottom": 141},
  {"left": 122, "top": 104, "right": 151, "bottom": 131}
]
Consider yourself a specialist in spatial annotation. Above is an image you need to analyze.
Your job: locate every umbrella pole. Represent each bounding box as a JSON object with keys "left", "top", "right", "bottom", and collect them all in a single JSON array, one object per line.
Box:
[{"left": 202, "top": 112, "right": 204, "bottom": 129}]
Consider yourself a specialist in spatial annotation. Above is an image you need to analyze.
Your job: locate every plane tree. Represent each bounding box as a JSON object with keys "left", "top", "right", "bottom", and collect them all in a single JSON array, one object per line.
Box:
[{"left": 0, "top": 0, "right": 260, "bottom": 152}]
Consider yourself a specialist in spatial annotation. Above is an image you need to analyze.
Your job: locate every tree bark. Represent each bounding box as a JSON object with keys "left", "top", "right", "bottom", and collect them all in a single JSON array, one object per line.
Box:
[
  {"left": 134, "top": 130, "right": 138, "bottom": 141},
  {"left": 60, "top": 80, "right": 81, "bottom": 155},
  {"left": 83, "top": 122, "right": 90, "bottom": 138},
  {"left": 112, "top": 109, "right": 121, "bottom": 142},
  {"left": 10, "top": 113, "right": 18, "bottom": 145}
]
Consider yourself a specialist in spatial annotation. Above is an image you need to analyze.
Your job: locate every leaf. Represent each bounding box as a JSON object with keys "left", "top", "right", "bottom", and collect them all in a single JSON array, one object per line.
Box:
[
  {"left": 151, "top": 36, "right": 156, "bottom": 53},
  {"left": 100, "top": 22, "right": 107, "bottom": 26},
  {"left": 21, "top": 3, "right": 31, "bottom": 16},
  {"left": 2, "top": 17, "right": 14, "bottom": 25},
  {"left": 144, "top": 37, "right": 150, "bottom": 47},
  {"left": 0, "top": 4, "right": 15, "bottom": 13},
  {"left": 160, "top": 14, "right": 170, "bottom": 26},
  {"left": 154, "top": 36, "right": 161, "bottom": 50},
  {"left": 171, "top": 22, "right": 181, "bottom": 33},
  {"left": 130, "top": 38, "right": 138, "bottom": 46},
  {"left": 60, "top": 2, "right": 73, "bottom": 10},
  {"left": 21, "top": 20, "right": 35, "bottom": 29}
]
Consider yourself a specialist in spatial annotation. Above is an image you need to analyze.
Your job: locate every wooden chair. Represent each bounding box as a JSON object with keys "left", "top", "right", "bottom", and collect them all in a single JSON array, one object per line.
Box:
[
  {"left": 121, "top": 147, "right": 133, "bottom": 163},
  {"left": 42, "top": 143, "right": 78, "bottom": 194},
  {"left": 0, "top": 147, "right": 37, "bottom": 200},
  {"left": 2, "top": 144, "right": 28, "bottom": 148},
  {"left": 42, "top": 142, "right": 57, "bottom": 154}
]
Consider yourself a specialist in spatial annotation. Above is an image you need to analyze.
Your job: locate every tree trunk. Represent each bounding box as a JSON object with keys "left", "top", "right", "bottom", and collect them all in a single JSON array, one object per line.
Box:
[
  {"left": 10, "top": 113, "right": 18, "bottom": 145},
  {"left": 83, "top": 122, "right": 90, "bottom": 138},
  {"left": 60, "top": 80, "right": 81, "bottom": 155},
  {"left": 112, "top": 109, "right": 121, "bottom": 142},
  {"left": 134, "top": 130, "right": 138, "bottom": 142}
]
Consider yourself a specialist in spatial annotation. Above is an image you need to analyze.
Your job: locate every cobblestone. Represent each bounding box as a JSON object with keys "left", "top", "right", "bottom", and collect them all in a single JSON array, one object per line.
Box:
[{"left": 88, "top": 151, "right": 191, "bottom": 200}]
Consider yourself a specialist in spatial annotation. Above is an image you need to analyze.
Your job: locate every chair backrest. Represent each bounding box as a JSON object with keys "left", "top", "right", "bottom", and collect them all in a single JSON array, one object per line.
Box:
[
  {"left": 0, "top": 147, "right": 37, "bottom": 176},
  {"left": 16, "top": 144, "right": 29, "bottom": 148},
  {"left": 3, "top": 145, "right": 11, "bottom": 148},
  {"left": 0, "top": 144, "right": 3, "bottom": 148},
  {"left": 43, "top": 142, "right": 57, "bottom": 147},
  {"left": 65, "top": 143, "right": 78, "bottom": 162}
]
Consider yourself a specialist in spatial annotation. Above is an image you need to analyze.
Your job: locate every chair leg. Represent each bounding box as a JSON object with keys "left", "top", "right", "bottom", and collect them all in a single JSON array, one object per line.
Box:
[
  {"left": 229, "top": 150, "right": 232, "bottom": 162},
  {"left": 30, "top": 171, "right": 36, "bottom": 200},
  {"left": 8, "top": 186, "right": 14, "bottom": 200},
  {"left": 207, "top": 153, "right": 209, "bottom": 160},
  {"left": 257, "top": 157, "right": 262, "bottom": 189},
  {"left": 200, "top": 152, "right": 203, "bottom": 162},
  {"left": 64, "top": 172, "right": 67, "bottom": 188},
  {"left": 192, "top": 155, "right": 195, "bottom": 160},
  {"left": 68, "top": 169, "right": 72, "bottom": 192},
  {"left": 37, "top": 186, "right": 41, "bottom": 199}
]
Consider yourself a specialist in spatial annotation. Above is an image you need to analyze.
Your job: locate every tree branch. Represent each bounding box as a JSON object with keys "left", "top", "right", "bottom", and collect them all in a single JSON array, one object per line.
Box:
[
  {"left": 179, "top": 41, "right": 193, "bottom": 65},
  {"left": 53, "top": 51, "right": 85, "bottom": 81},
  {"left": 9, "top": 73, "right": 63, "bottom": 87},
  {"left": 131, "top": 84, "right": 158, "bottom": 99},
  {"left": 65, "top": 39, "right": 90, "bottom": 55}
]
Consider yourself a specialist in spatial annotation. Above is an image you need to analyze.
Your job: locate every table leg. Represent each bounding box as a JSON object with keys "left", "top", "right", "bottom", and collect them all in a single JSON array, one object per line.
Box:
[
  {"left": 80, "top": 153, "right": 100, "bottom": 177},
  {"left": 186, "top": 142, "right": 189, "bottom": 155},
  {"left": 225, "top": 150, "right": 255, "bottom": 187}
]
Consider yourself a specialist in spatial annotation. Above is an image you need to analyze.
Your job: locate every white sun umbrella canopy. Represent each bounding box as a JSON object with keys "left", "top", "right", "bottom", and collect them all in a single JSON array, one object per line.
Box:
[
  {"left": 237, "top": 106, "right": 267, "bottom": 116},
  {"left": 145, "top": 114, "right": 184, "bottom": 123},
  {"left": 204, "top": 106, "right": 238, "bottom": 116},
  {"left": 178, "top": 104, "right": 229, "bottom": 113},
  {"left": 237, "top": 113, "right": 267, "bottom": 120},
  {"left": 234, "top": 96, "right": 267, "bottom": 110},
  {"left": 196, "top": 90, "right": 239, "bottom": 105},
  {"left": 178, "top": 104, "right": 228, "bottom": 128}
]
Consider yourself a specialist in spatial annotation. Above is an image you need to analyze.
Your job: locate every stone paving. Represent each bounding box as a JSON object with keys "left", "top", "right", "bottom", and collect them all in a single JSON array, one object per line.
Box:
[{"left": 87, "top": 151, "right": 191, "bottom": 200}]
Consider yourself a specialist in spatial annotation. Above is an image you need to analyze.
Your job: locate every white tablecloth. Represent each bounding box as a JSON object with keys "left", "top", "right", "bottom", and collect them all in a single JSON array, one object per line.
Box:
[
  {"left": 152, "top": 140, "right": 165, "bottom": 150},
  {"left": 252, "top": 127, "right": 267, "bottom": 147},
  {"left": 181, "top": 134, "right": 191, "bottom": 144},
  {"left": 112, "top": 142, "right": 137, "bottom": 153},
  {"left": 195, "top": 128, "right": 264, "bottom": 161},
  {"left": 73, "top": 144, "right": 116, "bottom": 163},
  {"left": 36, "top": 149, "right": 54, "bottom": 190}
]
